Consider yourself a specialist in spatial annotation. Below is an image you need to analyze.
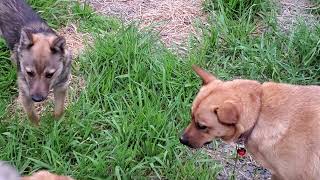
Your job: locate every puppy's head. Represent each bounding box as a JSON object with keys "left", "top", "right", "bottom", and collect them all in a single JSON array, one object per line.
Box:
[
  {"left": 18, "top": 28, "right": 70, "bottom": 102},
  {"left": 180, "top": 65, "right": 261, "bottom": 148}
]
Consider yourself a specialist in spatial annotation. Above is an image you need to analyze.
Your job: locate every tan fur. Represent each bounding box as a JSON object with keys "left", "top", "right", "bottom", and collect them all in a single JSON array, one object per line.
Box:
[
  {"left": 30, "top": 34, "right": 56, "bottom": 72},
  {"left": 181, "top": 65, "right": 320, "bottom": 180},
  {"left": 21, "top": 171, "right": 74, "bottom": 180}
]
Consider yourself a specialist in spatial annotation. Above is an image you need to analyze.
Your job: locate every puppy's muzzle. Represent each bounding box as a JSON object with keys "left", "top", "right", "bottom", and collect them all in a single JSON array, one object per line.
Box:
[
  {"left": 180, "top": 134, "right": 211, "bottom": 148},
  {"left": 179, "top": 135, "right": 192, "bottom": 147}
]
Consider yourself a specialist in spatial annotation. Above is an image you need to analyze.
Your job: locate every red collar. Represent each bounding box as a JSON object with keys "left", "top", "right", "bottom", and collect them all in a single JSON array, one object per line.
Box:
[{"left": 235, "top": 121, "right": 257, "bottom": 157}]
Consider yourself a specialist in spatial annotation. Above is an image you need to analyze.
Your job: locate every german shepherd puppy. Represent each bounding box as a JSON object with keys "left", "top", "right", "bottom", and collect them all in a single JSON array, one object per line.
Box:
[{"left": 0, "top": 0, "right": 72, "bottom": 124}]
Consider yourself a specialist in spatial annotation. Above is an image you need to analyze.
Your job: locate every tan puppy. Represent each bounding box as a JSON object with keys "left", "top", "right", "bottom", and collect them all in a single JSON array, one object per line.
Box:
[
  {"left": 21, "top": 171, "right": 74, "bottom": 180},
  {"left": 180, "top": 65, "right": 320, "bottom": 180}
]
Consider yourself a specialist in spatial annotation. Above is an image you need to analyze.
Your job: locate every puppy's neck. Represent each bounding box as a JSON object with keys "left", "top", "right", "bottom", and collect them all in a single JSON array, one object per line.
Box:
[
  {"left": 234, "top": 81, "right": 263, "bottom": 144},
  {"left": 236, "top": 120, "right": 258, "bottom": 145}
]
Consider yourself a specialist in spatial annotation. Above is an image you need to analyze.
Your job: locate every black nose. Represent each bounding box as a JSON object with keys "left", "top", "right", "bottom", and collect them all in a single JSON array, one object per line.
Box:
[
  {"left": 179, "top": 135, "right": 190, "bottom": 146},
  {"left": 31, "top": 95, "right": 45, "bottom": 102}
]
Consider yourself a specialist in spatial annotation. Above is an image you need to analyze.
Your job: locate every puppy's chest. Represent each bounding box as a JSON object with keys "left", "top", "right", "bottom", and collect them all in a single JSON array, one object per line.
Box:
[
  {"left": 246, "top": 135, "right": 277, "bottom": 172},
  {"left": 250, "top": 111, "right": 289, "bottom": 145},
  {"left": 246, "top": 120, "right": 287, "bottom": 165}
]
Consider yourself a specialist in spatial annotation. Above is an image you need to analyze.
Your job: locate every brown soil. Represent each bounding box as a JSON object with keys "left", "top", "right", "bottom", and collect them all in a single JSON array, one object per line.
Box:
[
  {"left": 58, "top": 23, "right": 93, "bottom": 57},
  {"left": 83, "top": 0, "right": 206, "bottom": 51},
  {"left": 277, "top": 0, "right": 319, "bottom": 32},
  {"left": 206, "top": 141, "right": 271, "bottom": 179}
]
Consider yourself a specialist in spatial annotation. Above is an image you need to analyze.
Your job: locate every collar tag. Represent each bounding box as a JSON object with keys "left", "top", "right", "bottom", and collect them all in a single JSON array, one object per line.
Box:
[{"left": 236, "top": 144, "right": 246, "bottom": 157}]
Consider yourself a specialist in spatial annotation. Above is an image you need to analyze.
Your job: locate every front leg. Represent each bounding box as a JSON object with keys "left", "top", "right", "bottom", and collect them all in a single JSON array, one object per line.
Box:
[
  {"left": 53, "top": 86, "right": 67, "bottom": 119},
  {"left": 20, "top": 93, "right": 39, "bottom": 125}
]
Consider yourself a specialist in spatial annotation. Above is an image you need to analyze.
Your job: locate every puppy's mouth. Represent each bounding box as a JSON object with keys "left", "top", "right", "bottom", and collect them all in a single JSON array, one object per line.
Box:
[
  {"left": 204, "top": 141, "right": 212, "bottom": 145},
  {"left": 183, "top": 142, "right": 212, "bottom": 149}
]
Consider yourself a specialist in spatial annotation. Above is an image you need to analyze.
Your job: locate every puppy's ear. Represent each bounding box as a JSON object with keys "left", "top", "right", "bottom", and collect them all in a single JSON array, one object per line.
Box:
[
  {"left": 192, "top": 65, "right": 217, "bottom": 85},
  {"left": 51, "top": 36, "right": 66, "bottom": 53},
  {"left": 64, "top": 50, "right": 72, "bottom": 64},
  {"left": 19, "top": 28, "right": 34, "bottom": 49},
  {"left": 213, "top": 101, "right": 239, "bottom": 125}
]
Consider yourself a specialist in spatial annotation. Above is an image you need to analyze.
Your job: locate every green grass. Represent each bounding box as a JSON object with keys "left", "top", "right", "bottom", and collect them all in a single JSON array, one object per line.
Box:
[
  {"left": 27, "top": 0, "right": 75, "bottom": 28},
  {"left": 198, "top": 0, "right": 320, "bottom": 84},
  {"left": 310, "top": 0, "right": 320, "bottom": 15},
  {"left": 0, "top": 0, "right": 319, "bottom": 179},
  {"left": 0, "top": 39, "right": 16, "bottom": 118}
]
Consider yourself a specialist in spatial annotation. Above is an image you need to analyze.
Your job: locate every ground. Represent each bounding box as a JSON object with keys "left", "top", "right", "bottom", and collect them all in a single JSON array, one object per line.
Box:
[
  {"left": 0, "top": 0, "right": 319, "bottom": 179},
  {"left": 84, "top": 0, "right": 206, "bottom": 51},
  {"left": 277, "top": 0, "right": 319, "bottom": 32}
]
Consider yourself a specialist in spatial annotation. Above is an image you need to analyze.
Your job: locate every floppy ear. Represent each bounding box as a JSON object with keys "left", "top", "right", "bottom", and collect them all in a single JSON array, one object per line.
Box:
[
  {"left": 19, "top": 28, "right": 34, "bottom": 48},
  {"left": 192, "top": 65, "right": 217, "bottom": 85},
  {"left": 213, "top": 101, "right": 239, "bottom": 125},
  {"left": 51, "top": 36, "right": 66, "bottom": 53}
]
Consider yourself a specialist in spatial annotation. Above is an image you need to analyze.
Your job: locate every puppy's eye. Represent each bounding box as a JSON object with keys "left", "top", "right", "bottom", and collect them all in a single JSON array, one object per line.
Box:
[
  {"left": 198, "top": 124, "right": 207, "bottom": 130},
  {"left": 26, "top": 71, "right": 34, "bottom": 77},
  {"left": 197, "top": 123, "right": 207, "bottom": 130},
  {"left": 45, "top": 72, "right": 54, "bottom": 78},
  {"left": 213, "top": 108, "right": 218, "bottom": 115}
]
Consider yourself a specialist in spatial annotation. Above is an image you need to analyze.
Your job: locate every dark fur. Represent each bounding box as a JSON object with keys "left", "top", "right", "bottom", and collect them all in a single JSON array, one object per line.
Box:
[{"left": 0, "top": 0, "right": 53, "bottom": 49}]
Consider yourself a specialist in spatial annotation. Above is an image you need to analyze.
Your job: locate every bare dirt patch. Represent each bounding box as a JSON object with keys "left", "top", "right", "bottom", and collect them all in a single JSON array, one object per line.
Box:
[
  {"left": 206, "top": 141, "right": 271, "bottom": 179},
  {"left": 277, "top": 0, "right": 319, "bottom": 32},
  {"left": 58, "top": 23, "right": 93, "bottom": 57},
  {"left": 84, "top": 0, "right": 206, "bottom": 51}
]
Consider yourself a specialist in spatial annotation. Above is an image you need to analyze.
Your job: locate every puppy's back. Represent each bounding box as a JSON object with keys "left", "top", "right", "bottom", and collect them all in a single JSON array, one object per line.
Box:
[
  {"left": 259, "top": 82, "right": 320, "bottom": 178},
  {"left": 0, "top": 0, "right": 44, "bottom": 49},
  {"left": 262, "top": 82, "right": 320, "bottom": 108}
]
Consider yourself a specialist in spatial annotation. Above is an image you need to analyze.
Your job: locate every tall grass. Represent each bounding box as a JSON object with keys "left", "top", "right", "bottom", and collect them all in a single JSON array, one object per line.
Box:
[
  {"left": 197, "top": 0, "right": 320, "bottom": 84},
  {"left": 0, "top": 40, "right": 16, "bottom": 118}
]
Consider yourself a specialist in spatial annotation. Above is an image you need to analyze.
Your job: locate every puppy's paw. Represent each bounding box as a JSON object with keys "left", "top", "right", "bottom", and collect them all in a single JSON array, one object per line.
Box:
[
  {"left": 28, "top": 112, "right": 40, "bottom": 126},
  {"left": 53, "top": 110, "right": 64, "bottom": 119}
]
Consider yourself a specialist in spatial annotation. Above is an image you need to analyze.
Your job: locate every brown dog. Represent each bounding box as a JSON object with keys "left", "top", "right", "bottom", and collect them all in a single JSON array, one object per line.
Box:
[{"left": 180, "top": 65, "right": 320, "bottom": 180}]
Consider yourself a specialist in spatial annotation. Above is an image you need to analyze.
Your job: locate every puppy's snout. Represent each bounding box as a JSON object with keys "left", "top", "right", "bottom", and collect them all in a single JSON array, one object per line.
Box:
[
  {"left": 179, "top": 135, "right": 190, "bottom": 146},
  {"left": 31, "top": 94, "right": 46, "bottom": 102}
]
